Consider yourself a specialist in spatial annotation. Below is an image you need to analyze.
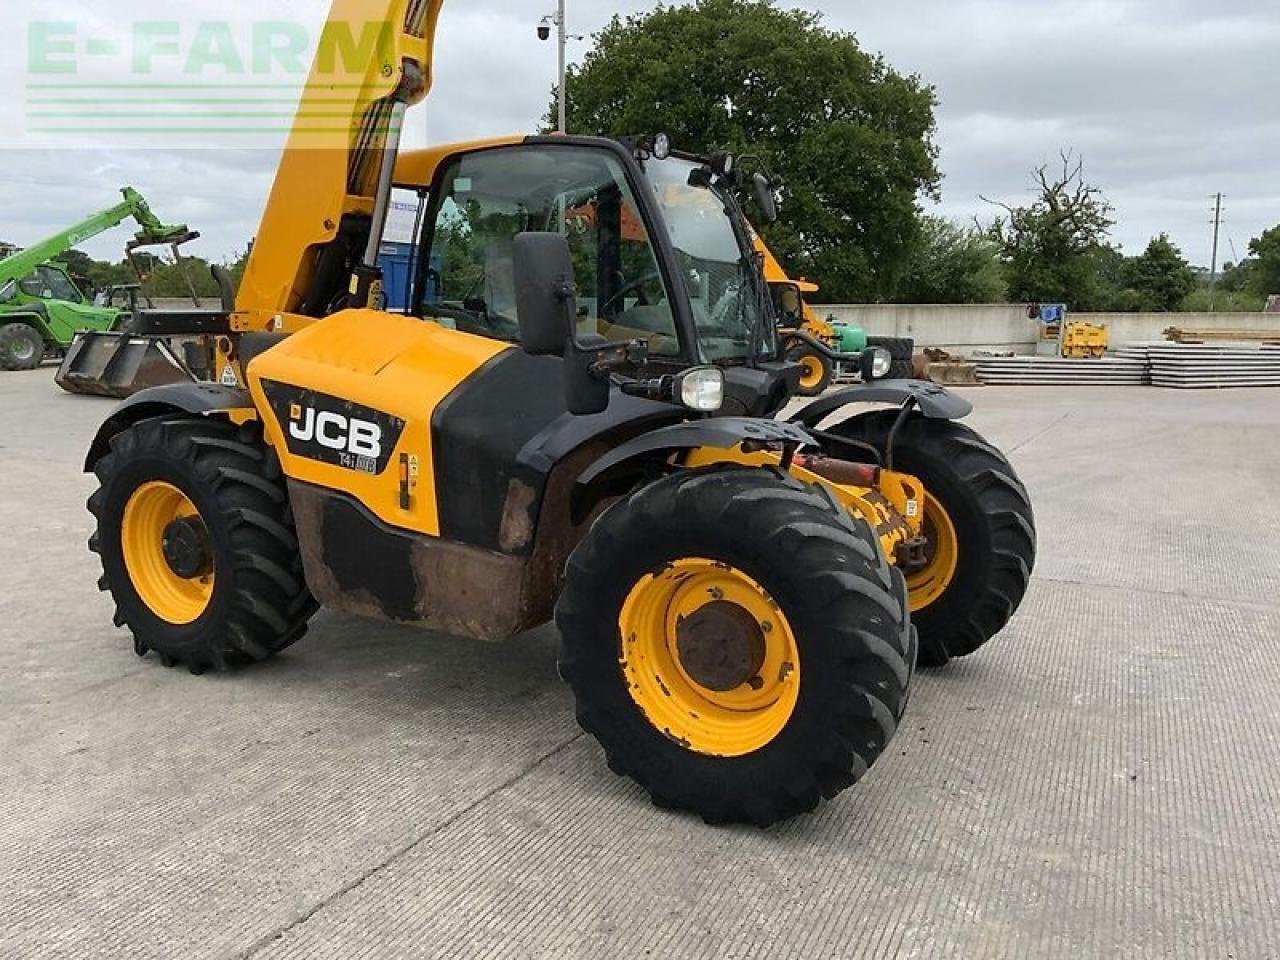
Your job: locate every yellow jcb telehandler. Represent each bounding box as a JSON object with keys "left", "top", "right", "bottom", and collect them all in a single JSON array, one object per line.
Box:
[
  {"left": 82, "top": 0, "right": 1035, "bottom": 825},
  {"left": 752, "top": 231, "right": 916, "bottom": 393}
]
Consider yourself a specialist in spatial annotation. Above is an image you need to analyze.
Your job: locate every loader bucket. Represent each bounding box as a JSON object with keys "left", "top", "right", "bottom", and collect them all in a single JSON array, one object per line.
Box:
[
  {"left": 924, "top": 361, "right": 981, "bottom": 386},
  {"left": 55, "top": 332, "right": 194, "bottom": 399}
]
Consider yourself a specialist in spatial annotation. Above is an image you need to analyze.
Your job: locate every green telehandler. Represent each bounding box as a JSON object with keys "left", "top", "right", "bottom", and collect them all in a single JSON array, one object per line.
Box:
[{"left": 0, "top": 188, "right": 194, "bottom": 371}]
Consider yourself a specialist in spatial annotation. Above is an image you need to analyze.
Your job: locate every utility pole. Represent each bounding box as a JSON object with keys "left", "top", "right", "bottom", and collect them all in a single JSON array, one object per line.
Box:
[
  {"left": 1209, "top": 192, "right": 1223, "bottom": 311},
  {"left": 540, "top": 3, "right": 581, "bottom": 134},
  {"left": 557, "top": 0, "right": 567, "bottom": 134}
]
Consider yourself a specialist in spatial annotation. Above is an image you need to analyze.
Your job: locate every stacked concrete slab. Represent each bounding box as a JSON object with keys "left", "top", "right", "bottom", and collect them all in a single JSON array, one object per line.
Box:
[
  {"left": 1133, "top": 343, "right": 1280, "bottom": 389},
  {"left": 973, "top": 354, "right": 1149, "bottom": 386},
  {"left": 974, "top": 343, "right": 1280, "bottom": 388}
]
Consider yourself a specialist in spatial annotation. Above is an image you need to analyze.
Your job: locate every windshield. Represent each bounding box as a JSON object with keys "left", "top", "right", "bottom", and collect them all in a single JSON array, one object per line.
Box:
[
  {"left": 420, "top": 145, "right": 682, "bottom": 358},
  {"left": 644, "top": 156, "right": 770, "bottom": 362}
]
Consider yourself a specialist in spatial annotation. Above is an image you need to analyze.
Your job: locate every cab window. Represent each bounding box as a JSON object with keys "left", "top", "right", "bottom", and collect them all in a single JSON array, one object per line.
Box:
[
  {"left": 20, "top": 266, "right": 83, "bottom": 303},
  {"left": 419, "top": 145, "right": 681, "bottom": 358}
]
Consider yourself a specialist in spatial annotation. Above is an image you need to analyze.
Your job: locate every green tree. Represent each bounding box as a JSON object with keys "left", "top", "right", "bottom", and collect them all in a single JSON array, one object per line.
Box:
[
  {"left": 226, "top": 242, "right": 254, "bottom": 293},
  {"left": 1219, "top": 258, "right": 1255, "bottom": 293},
  {"left": 1126, "top": 233, "right": 1196, "bottom": 311},
  {"left": 1246, "top": 224, "right": 1280, "bottom": 298},
  {"left": 138, "top": 255, "right": 220, "bottom": 298},
  {"left": 1084, "top": 244, "right": 1143, "bottom": 312},
  {"left": 983, "top": 152, "right": 1114, "bottom": 309},
  {"left": 556, "top": 0, "right": 940, "bottom": 302},
  {"left": 894, "top": 216, "right": 1005, "bottom": 303}
]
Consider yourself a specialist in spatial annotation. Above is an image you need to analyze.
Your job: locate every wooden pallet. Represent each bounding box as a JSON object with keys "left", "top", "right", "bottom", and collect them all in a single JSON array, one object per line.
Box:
[{"left": 1164, "top": 327, "right": 1280, "bottom": 345}]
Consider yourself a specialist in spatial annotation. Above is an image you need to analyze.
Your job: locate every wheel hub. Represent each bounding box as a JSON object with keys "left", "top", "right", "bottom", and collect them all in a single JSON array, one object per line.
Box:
[
  {"left": 161, "top": 516, "right": 213, "bottom": 579},
  {"left": 675, "top": 600, "right": 766, "bottom": 692},
  {"left": 617, "top": 559, "right": 801, "bottom": 757}
]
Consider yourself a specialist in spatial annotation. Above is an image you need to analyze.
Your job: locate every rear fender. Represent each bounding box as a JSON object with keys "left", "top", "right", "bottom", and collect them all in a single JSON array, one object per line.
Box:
[
  {"left": 84, "top": 382, "right": 257, "bottom": 471},
  {"left": 787, "top": 379, "right": 973, "bottom": 428}
]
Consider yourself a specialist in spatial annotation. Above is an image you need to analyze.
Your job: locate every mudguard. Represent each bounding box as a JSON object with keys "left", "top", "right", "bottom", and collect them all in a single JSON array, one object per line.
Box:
[
  {"left": 0, "top": 309, "right": 51, "bottom": 336},
  {"left": 787, "top": 379, "right": 973, "bottom": 428},
  {"left": 83, "top": 382, "right": 255, "bottom": 470},
  {"left": 576, "top": 417, "right": 814, "bottom": 490}
]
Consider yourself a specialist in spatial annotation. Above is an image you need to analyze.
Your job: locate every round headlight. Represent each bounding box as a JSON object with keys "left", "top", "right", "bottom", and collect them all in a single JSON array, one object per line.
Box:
[
  {"left": 677, "top": 366, "right": 725, "bottom": 412},
  {"left": 860, "top": 346, "right": 893, "bottom": 381},
  {"left": 653, "top": 133, "right": 672, "bottom": 161}
]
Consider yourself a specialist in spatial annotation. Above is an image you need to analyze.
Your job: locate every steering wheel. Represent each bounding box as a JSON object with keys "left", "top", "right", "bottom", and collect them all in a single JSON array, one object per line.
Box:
[{"left": 600, "top": 271, "right": 663, "bottom": 317}]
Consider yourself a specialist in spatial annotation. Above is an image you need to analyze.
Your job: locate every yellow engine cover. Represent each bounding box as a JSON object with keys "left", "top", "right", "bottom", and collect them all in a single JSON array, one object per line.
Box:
[{"left": 245, "top": 310, "right": 510, "bottom": 536}]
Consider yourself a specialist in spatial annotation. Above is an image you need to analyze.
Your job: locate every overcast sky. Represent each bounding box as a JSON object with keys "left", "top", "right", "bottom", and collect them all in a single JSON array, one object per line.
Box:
[{"left": 1, "top": 0, "right": 1276, "bottom": 273}]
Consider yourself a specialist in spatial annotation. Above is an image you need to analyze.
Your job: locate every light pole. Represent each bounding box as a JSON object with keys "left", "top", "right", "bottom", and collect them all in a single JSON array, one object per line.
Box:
[{"left": 539, "top": 2, "right": 582, "bottom": 134}]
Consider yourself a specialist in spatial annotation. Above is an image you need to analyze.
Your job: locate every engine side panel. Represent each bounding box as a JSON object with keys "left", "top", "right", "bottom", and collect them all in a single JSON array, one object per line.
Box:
[
  {"left": 245, "top": 308, "right": 510, "bottom": 537},
  {"left": 429, "top": 351, "right": 681, "bottom": 553}
]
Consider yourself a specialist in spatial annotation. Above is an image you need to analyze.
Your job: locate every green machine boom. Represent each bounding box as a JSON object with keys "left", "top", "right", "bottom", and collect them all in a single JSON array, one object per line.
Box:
[{"left": 0, "top": 188, "right": 193, "bottom": 371}]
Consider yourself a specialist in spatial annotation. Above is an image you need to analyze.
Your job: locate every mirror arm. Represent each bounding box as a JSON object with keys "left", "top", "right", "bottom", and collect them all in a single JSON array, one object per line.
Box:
[
  {"left": 619, "top": 375, "right": 675, "bottom": 403},
  {"left": 571, "top": 337, "right": 648, "bottom": 378}
]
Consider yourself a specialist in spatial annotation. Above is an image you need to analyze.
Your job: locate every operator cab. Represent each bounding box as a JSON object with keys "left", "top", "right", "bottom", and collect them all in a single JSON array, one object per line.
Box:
[
  {"left": 19, "top": 264, "right": 87, "bottom": 304},
  {"left": 407, "top": 136, "right": 800, "bottom": 417}
]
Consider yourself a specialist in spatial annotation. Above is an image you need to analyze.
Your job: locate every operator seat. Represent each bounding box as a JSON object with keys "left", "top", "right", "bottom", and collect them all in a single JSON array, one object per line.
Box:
[{"left": 484, "top": 238, "right": 517, "bottom": 325}]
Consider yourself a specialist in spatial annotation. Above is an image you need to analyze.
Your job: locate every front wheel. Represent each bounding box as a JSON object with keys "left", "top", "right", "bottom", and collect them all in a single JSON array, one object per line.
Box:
[
  {"left": 556, "top": 466, "right": 914, "bottom": 826},
  {"left": 832, "top": 412, "right": 1036, "bottom": 666},
  {"left": 0, "top": 323, "right": 45, "bottom": 371}
]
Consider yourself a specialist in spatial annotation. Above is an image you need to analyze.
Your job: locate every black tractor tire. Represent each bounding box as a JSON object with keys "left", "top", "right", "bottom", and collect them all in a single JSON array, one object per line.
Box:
[
  {"left": 833, "top": 411, "right": 1035, "bottom": 666},
  {"left": 556, "top": 466, "right": 915, "bottom": 826},
  {"left": 0, "top": 323, "right": 46, "bottom": 371},
  {"left": 784, "top": 341, "right": 834, "bottom": 396},
  {"left": 867, "top": 336, "right": 915, "bottom": 380},
  {"left": 88, "top": 416, "right": 317, "bottom": 674}
]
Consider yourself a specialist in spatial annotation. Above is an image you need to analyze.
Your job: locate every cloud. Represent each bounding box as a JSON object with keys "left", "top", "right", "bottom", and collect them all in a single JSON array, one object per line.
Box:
[{"left": 1, "top": 0, "right": 1275, "bottom": 270}]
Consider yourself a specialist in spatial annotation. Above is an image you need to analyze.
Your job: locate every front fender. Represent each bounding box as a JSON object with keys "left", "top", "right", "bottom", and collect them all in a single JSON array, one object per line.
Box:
[
  {"left": 0, "top": 312, "right": 52, "bottom": 338},
  {"left": 84, "top": 382, "right": 255, "bottom": 471},
  {"left": 573, "top": 418, "right": 814, "bottom": 520},
  {"left": 787, "top": 379, "right": 973, "bottom": 428}
]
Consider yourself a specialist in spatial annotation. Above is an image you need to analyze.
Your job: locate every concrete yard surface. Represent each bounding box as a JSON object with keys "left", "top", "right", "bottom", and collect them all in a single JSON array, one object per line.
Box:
[{"left": 2, "top": 367, "right": 1279, "bottom": 958}]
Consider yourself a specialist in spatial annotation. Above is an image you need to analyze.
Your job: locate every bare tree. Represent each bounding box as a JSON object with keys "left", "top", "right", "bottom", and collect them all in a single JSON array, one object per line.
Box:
[{"left": 980, "top": 150, "right": 1115, "bottom": 306}]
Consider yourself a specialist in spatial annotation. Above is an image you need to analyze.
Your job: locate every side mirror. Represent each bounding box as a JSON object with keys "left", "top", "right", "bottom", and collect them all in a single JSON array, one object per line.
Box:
[
  {"left": 771, "top": 282, "right": 803, "bottom": 321},
  {"left": 0, "top": 280, "right": 15, "bottom": 304},
  {"left": 513, "top": 231, "right": 612, "bottom": 416},
  {"left": 513, "top": 232, "right": 574, "bottom": 357},
  {"left": 753, "top": 172, "right": 778, "bottom": 224}
]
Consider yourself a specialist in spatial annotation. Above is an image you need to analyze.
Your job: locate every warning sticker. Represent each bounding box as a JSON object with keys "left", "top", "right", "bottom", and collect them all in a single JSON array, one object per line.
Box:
[{"left": 220, "top": 364, "right": 238, "bottom": 387}]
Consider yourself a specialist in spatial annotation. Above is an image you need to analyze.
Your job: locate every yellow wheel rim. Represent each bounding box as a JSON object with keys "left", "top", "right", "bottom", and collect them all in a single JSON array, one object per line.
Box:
[
  {"left": 907, "top": 492, "right": 959, "bottom": 611},
  {"left": 120, "top": 481, "right": 215, "bottom": 625},
  {"left": 797, "top": 354, "right": 823, "bottom": 390},
  {"left": 618, "top": 559, "right": 800, "bottom": 757}
]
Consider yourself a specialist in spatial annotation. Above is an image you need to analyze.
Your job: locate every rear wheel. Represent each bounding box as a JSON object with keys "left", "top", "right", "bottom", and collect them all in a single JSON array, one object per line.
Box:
[
  {"left": 784, "top": 342, "right": 834, "bottom": 396},
  {"left": 867, "top": 336, "right": 915, "bottom": 380},
  {"left": 88, "top": 416, "right": 316, "bottom": 673},
  {"left": 833, "top": 412, "right": 1035, "bottom": 666},
  {"left": 0, "top": 323, "right": 45, "bottom": 371},
  {"left": 556, "top": 466, "right": 914, "bottom": 826}
]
